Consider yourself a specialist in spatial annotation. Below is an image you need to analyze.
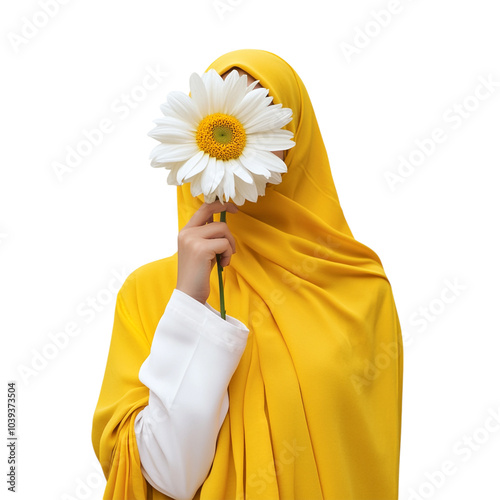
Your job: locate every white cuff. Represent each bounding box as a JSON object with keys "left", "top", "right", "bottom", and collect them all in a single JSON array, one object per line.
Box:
[{"left": 134, "top": 288, "right": 249, "bottom": 499}]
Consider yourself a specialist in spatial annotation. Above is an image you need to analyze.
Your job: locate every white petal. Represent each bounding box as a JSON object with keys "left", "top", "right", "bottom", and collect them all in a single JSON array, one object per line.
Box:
[
  {"left": 222, "top": 167, "right": 236, "bottom": 201},
  {"left": 230, "top": 159, "right": 254, "bottom": 183},
  {"left": 253, "top": 175, "right": 269, "bottom": 196},
  {"left": 148, "top": 126, "right": 196, "bottom": 143},
  {"left": 166, "top": 167, "right": 181, "bottom": 185},
  {"left": 204, "top": 191, "right": 218, "bottom": 204},
  {"left": 165, "top": 91, "right": 201, "bottom": 123},
  {"left": 150, "top": 143, "right": 199, "bottom": 163},
  {"left": 201, "top": 68, "right": 220, "bottom": 83},
  {"left": 232, "top": 191, "right": 245, "bottom": 206},
  {"left": 159, "top": 101, "right": 175, "bottom": 116},
  {"left": 246, "top": 130, "right": 295, "bottom": 151},
  {"left": 189, "top": 72, "right": 209, "bottom": 118},
  {"left": 222, "top": 71, "right": 248, "bottom": 115},
  {"left": 190, "top": 174, "right": 204, "bottom": 197},
  {"left": 245, "top": 80, "right": 260, "bottom": 93},
  {"left": 152, "top": 158, "right": 184, "bottom": 170},
  {"left": 244, "top": 106, "right": 293, "bottom": 134},
  {"left": 212, "top": 159, "right": 226, "bottom": 193},
  {"left": 214, "top": 183, "right": 223, "bottom": 203},
  {"left": 232, "top": 88, "right": 272, "bottom": 124},
  {"left": 238, "top": 151, "right": 272, "bottom": 178},
  {"left": 222, "top": 69, "right": 241, "bottom": 92},
  {"left": 201, "top": 156, "right": 225, "bottom": 195},
  {"left": 151, "top": 115, "right": 196, "bottom": 132},
  {"left": 234, "top": 172, "right": 258, "bottom": 203},
  {"left": 200, "top": 156, "right": 216, "bottom": 194},
  {"left": 250, "top": 149, "right": 288, "bottom": 174},
  {"left": 203, "top": 69, "right": 224, "bottom": 115},
  {"left": 176, "top": 150, "right": 207, "bottom": 183},
  {"left": 266, "top": 169, "right": 283, "bottom": 184}
]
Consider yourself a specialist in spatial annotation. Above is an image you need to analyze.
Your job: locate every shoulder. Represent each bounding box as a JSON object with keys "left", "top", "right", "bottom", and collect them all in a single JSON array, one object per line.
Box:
[
  {"left": 122, "top": 255, "right": 177, "bottom": 291},
  {"left": 117, "top": 254, "right": 179, "bottom": 335}
]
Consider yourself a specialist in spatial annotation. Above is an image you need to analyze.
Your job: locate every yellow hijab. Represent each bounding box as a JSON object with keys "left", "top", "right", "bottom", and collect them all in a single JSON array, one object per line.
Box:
[{"left": 92, "top": 49, "right": 403, "bottom": 500}]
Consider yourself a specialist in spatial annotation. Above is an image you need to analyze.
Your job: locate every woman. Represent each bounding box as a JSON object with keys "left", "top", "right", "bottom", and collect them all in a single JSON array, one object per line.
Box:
[{"left": 92, "top": 49, "right": 404, "bottom": 500}]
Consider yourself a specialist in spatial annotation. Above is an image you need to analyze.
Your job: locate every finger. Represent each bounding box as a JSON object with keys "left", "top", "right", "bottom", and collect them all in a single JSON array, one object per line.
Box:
[
  {"left": 205, "top": 239, "right": 234, "bottom": 266},
  {"left": 217, "top": 200, "right": 239, "bottom": 213},
  {"left": 218, "top": 253, "right": 232, "bottom": 267},
  {"left": 191, "top": 222, "right": 236, "bottom": 253},
  {"left": 184, "top": 201, "right": 239, "bottom": 229},
  {"left": 210, "top": 255, "right": 217, "bottom": 270},
  {"left": 211, "top": 253, "right": 230, "bottom": 270}
]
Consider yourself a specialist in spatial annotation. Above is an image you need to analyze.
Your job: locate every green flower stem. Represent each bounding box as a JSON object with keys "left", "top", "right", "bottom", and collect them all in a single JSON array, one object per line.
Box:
[{"left": 216, "top": 209, "right": 227, "bottom": 320}]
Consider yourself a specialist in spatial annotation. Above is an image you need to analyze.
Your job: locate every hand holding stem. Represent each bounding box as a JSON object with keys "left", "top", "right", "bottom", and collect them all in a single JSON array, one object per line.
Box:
[{"left": 175, "top": 201, "right": 238, "bottom": 314}]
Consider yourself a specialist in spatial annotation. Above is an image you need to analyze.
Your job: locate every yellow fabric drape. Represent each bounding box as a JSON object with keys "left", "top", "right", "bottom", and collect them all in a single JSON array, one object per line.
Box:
[{"left": 92, "top": 49, "right": 403, "bottom": 500}]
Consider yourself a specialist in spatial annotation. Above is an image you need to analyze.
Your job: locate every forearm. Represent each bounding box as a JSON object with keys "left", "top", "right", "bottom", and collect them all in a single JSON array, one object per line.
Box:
[{"left": 134, "top": 288, "right": 249, "bottom": 499}]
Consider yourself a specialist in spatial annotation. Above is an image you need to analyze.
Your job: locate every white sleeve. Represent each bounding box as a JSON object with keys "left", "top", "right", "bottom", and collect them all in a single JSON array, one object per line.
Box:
[{"left": 134, "top": 288, "right": 249, "bottom": 500}]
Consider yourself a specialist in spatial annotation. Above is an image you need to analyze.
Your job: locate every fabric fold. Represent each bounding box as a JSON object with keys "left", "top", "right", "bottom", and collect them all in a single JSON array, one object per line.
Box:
[{"left": 92, "top": 49, "right": 403, "bottom": 500}]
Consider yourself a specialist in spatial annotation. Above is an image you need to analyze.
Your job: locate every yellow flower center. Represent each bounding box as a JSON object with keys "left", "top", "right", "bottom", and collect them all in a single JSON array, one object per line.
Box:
[{"left": 196, "top": 113, "right": 246, "bottom": 160}]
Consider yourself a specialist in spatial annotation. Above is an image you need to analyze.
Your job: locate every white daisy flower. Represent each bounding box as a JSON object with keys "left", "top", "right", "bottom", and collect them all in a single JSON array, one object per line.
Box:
[{"left": 148, "top": 69, "right": 295, "bottom": 205}]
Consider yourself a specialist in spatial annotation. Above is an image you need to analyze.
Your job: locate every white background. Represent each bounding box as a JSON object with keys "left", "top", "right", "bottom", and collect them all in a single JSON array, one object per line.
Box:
[{"left": 1, "top": 0, "right": 499, "bottom": 499}]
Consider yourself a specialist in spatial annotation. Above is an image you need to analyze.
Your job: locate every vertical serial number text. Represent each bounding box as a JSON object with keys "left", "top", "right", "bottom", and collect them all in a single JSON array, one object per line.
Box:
[{"left": 7, "top": 381, "right": 17, "bottom": 493}]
